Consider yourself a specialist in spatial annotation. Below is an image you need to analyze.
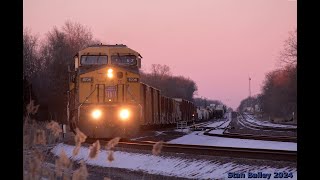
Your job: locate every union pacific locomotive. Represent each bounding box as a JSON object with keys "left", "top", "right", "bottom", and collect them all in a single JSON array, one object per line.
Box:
[{"left": 67, "top": 44, "right": 196, "bottom": 138}]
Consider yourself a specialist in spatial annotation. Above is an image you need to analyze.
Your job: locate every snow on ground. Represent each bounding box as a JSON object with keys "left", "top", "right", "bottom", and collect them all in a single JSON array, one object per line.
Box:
[
  {"left": 169, "top": 132, "right": 297, "bottom": 151},
  {"left": 237, "top": 117, "right": 268, "bottom": 131},
  {"left": 51, "top": 143, "right": 297, "bottom": 180},
  {"left": 205, "top": 118, "right": 232, "bottom": 134},
  {"left": 238, "top": 115, "right": 290, "bottom": 132},
  {"left": 207, "top": 129, "right": 225, "bottom": 134},
  {"left": 205, "top": 120, "right": 227, "bottom": 128},
  {"left": 219, "top": 119, "right": 231, "bottom": 128},
  {"left": 244, "top": 113, "right": 297, "bottom": 129},
  {"left": 174, "top": 128, "right": 192, "bottom": 133}
]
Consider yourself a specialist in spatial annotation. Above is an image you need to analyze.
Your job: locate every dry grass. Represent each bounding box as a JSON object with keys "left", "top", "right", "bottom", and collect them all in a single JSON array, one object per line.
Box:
[
  {"left": 89, "top": 140, "right": 101, "bottom": 159},
  {"left": 106, "top": 137, "right": 121, "bottom": 150},
  {"left": 24, "top": 99, "right": 171, "bottom": 180},
  {"left": 152, "top": 141, "right": 164, "bottom": 156},
  {"left": 74, "top": 128, "right": 87, "bottom": 145},
  {"left": 26, "top": 100, "right": 39, "bottom": 115},
  {"left": 106, "top": 137, "right": 121, "bottom": 163},
  {"left": 33, "top": 129, "right": 46, "bottom": 145},
  {"left": 72, "top": 160, "right": 88, "bottom": 180},
  {"left": 46, "top": 120, "right": 62, "bottom": 137},
  {"left": 72, "top": 146, "right": 81, "bottom": 157},
  {"left": 73, "top": 128, "right": 87, "bottom": 156},
  {"left": 26, "top": 149, "right": 44, "bottom": 180},
  {"left": 23, "top": 99, "right": 90, "bottom": 180},
  {"left": 107, "top": 150, "right": 115, "bottom": 162},
  {"left": 55, "top": 149, "right": 71, "bottom": 177}
]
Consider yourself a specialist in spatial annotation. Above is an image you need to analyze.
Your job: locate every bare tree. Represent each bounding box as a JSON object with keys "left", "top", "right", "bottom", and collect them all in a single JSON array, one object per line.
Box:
[
  {"left": 141, "top": 65, "right": 197, "bottom": 101},
  {"left": 249, "top": 30, "right": 297, "bottom": 120},
  {"left": 194, "top": 98, "right": 224, "bottom": 107},
  {"left": 237, "top": 96, "right": 258, "bottom": 112},
  {"left": 150, "top": 64, "right": 172, "bottom": 79},
  {"left": 23, "top": 28, "right": 41, "bottom": 80},
  {"left": 33, "top": 21, "right": 99, "bottom": 123},
  {"left": 62, "top": 20, "right": 99, "bottom": 56},
  {"left": 279, "top": 29, "right": 297, "bottom": 67},
  {"left": 258, "top": 66, "right": 296, "bottom": 119}
]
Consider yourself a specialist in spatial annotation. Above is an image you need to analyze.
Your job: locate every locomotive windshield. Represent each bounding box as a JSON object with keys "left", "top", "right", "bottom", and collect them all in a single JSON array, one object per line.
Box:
[
  {"left": 111, "top": 55, "right": 137, "bottom": 66},
  {"left": 81, "top": 55, "right": 108, "bottom": 65}
]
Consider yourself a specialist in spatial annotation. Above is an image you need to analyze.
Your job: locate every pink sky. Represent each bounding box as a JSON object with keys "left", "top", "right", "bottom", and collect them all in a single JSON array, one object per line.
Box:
[{"left": 23, "top": 0, "right": 296, "bottom": 109}]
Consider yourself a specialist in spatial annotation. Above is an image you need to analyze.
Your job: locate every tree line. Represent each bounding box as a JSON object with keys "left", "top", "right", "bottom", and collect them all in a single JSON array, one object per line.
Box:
[
  {"left": 140, "top": 64, "right": 198, "bottom": 102},
  {"left": 140, "top": 64, "right": 225, "bottom": 108},
  {"left": 23, "top": 21, "right": 100, "bottom": 123},
  {"left": 193, "top": 98, "right": 225, "bottom": 108},
  {"left": 238, "top": 30, "right": 297, "bottom": 121}
]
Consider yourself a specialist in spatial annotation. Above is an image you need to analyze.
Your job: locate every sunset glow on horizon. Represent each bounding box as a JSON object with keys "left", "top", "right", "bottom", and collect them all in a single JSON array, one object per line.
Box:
[{"left": 23, "top": 0, "right": 296, "bottom": 109}]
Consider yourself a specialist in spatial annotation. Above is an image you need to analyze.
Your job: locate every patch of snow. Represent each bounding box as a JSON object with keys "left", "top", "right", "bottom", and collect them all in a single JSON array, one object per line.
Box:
[
  {"left": 205, "top": 120, "right": 229, "bottom": 128},
  {"left": 238, "top": 117, "right": 265, "bottom": 131},
  {"left": 169, "top": 132, "right": 297, "bottom": 151},
  {"left": 51, "top": 143, "right": 297, "bottom": 180},
  {"left": 131, "top": 135, "right": 153, "bottom": 140},
  {"left": 174, "top": 128, "right": 192, "bottom": 133},
  {"left": 208, "top": 129, "right": 225, "bottom": 134},
  {"left": 243, "top": 113, "right": 297, "bottom": 129}
]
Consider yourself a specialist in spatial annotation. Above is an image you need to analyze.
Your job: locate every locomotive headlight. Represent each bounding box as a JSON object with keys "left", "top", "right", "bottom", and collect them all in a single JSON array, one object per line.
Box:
[
  {"left": 119, "top": 109, "right": 130, "bottom": 120},
  {"left": 107, "top": 68, "right": 113, "bottom": 78},
  {"left": 91, "top": 109, "right": 102, "bottom": 119}
]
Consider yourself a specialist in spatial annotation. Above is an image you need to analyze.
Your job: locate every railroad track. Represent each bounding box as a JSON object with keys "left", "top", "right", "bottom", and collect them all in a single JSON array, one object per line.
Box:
[
  {"left": 185, "top": 114, "right": 296, "bottom": 142},
  {"left": 239, "top": 113, "right": 297, "bottom": 132},
  {"left": 200, "top": 115, "right": 296, "bottom": 142},
  {"left": 204, "top": 130, "right": 297, "bottom": 142},
  {"left": 190, "top": 118, "right": 230, "bottom": 131},
  {"left": 188, "top": 119, "right": 224, "bottom": 128},
  {"left": 81, "top": 138, "right": 296, "bottom": 162}
]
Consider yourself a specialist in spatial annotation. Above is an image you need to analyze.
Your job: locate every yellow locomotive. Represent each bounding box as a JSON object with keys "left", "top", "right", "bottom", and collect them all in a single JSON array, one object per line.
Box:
[{"left": 68, "top": 44, "right": 196, "bottom": 138}]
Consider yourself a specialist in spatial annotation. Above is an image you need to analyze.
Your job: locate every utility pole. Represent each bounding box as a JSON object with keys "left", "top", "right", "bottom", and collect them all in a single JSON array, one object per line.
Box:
[
  {"left": 249, "top": 77, "right": 251, "bottom": 98},
  {"left": 249, "top": 77, "right": 252, "bottom": 112}
]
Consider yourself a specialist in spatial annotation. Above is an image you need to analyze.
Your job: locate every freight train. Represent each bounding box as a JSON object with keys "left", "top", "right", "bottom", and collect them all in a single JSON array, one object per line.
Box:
[
  {"left": 67, "top": 44, "right": 196, "bottom": 138},
  {"left": 195, "top": 104, "right": 227, "bottom": 121}
]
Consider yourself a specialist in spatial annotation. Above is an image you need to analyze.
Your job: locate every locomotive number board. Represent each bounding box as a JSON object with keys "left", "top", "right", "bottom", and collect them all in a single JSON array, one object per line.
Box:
[
  {"left": 127, "top": 77, "right": 139, "bottom": 82},
  {"left": 81, "top": 77, "right": 93, "bottom": 82}
]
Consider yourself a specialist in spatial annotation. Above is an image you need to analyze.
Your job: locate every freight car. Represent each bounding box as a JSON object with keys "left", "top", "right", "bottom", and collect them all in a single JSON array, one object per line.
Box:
[
  {"left": 67, "top": 44, "right": 196, "bottom": 138},
  {"left": 214, "top": 104, "right": 225, "bottom": 119},
  {"left": 196, "top": 107, "right": 210, "bottom": 121}
]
